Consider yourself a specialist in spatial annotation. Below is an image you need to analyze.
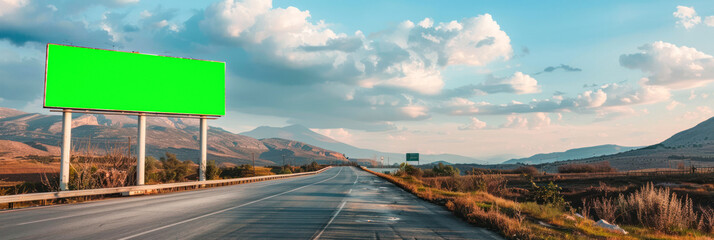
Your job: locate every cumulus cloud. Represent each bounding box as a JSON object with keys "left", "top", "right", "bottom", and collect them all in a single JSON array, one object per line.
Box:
[
  {"left": 458, "top": 117, "right": 486, "bottom": 130},
  {"left": 667, "top": 100, "right": 682, "bottom": 111},
  {"left": 441, "top": 80, "right": 670, "bottom": 116},
  {"left": 706, "top": 16, "right": 714, "bottom": 27},
  {"left": 172, "top": 0, "right": 513, "bottom": 129},
  {"left": 673, "top": 6, "right": 701, "bottom": 29},
  {"left": 310, "top": 128, "right": 353, "bottom": 143},
  {"left": 0, "top": 0, "right": 113, "bottom": 46},
  {"left": 443, "top": 72, "right": 540, "bottom": 98},
  {"left": 190, "top": 1, "right": 512, "bottom": 95},
  {"left": 620, "top": 41, "right": 714, "bottom": 89},
  {"left": 0, "top": 0, "right": 27, "bottom": 17},
  {"left": 499, "top": 113, "right": 551, "bottom": 129}
]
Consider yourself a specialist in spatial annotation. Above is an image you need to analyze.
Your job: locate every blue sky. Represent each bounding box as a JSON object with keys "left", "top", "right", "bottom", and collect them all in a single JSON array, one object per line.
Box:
[{"left": 2, "top": 0, "right": 714, "bottom": 161}]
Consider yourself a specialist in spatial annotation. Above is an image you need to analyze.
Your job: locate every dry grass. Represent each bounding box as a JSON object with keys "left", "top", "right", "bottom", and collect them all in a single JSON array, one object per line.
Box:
[
  {"left": 361, "top": 167, "right": 714, "bottom": 240},
  {"left": 587, "top": 183, "right": 709, "bottom": 234},
  {"left": 558, "top": 161, "right": 617, "bottom": 173}
]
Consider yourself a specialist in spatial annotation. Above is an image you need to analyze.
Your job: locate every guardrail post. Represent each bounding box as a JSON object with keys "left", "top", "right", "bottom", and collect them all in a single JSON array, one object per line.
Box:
[
  {"left": 136, "top": 114, "right": 146, "bottom": 185},
  {"left": 199, "top": 116, "right": 207, "bottom": 181},
  {"left": 59, "top": 109, "right": 72, "bottom": 191}
]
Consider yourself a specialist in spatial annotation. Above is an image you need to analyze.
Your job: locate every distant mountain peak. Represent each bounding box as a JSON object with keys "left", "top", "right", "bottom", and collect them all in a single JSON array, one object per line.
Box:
[
  {"left": 241, "top": 124, "right": 483, "bottom": 164},
  {"left": 503, "top": 144, "right": 641, "bottom": 164}
]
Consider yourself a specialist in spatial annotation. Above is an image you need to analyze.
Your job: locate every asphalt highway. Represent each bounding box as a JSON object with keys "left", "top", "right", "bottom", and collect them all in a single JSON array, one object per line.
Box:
[{"left": 0, "top": 167, "right": 502, "bottom": 239}]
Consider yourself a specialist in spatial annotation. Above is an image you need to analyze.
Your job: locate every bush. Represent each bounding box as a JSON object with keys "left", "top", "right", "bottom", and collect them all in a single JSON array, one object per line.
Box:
[
  {"left": 467, "top": 166, "right": 539, "bottom": 176},
  {"left": 221, "top": 164, "right": 254, "bottom": 178},
  {"left": 205, "top": 160, "right": 222, "bottom": 180},
  {"left": 529, "top": 180, "right": 569, "bottom": 210},
  {"left": 558, "top": 161, "right": 616, "bottom": 173},
  {"left": 426, "top": 163, "right": 460, "bottom": 177},
  {"left": 157, "top": 153, "right": 193, "bottom": 182},
  {"left": 395, "top": 163, "right": 423, "bottom": 177},
  {"left": 422, "top": 174, "right": 507, "bottom": 196}
]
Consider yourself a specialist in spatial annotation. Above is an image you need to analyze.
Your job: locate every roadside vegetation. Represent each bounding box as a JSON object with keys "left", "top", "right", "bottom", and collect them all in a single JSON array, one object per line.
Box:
[
  {"left": 365, "top": 162, "right": 714, "bottom": 239},
  {"left": 0, "top": 152, "right": 327, "bottom": 195}
]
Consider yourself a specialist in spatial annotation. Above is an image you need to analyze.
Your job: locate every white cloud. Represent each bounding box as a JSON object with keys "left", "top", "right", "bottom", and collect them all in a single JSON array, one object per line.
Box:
[
  {"left": 311, "top": 128, "right": 353, "bottom": 143},
  {"left": 706, "top": 16, "right": 714, "bottom": 27},
  {"left": 666, "top": 100, "right": 682, "bottom": 111},
  {"left": 500, "top": 113, "right": 556, "bottom": 130},
  {"left": 418, "top": 18, "right": 433, "bottom": 28},
  {"left": 401, "top": 104, "right": 429, "bottom": 118},
  {"left": 0, "top": 0, "right": 27, "bottom": 17},
  {"left": 673, "top": 6, "right": 701, "bottom": 29},
  {"left": 501, "top": 115, "right": 528, "bottom": 129},
  {"left": 529, "top": 112, "right": 552, "bottom": 129},
  {"left": 197, "top": 0, "right": 512, "bottom": 96},
  {"left": 458, "top": 117, "right": 486, "bottom": 130},
  {"left": 620, "top": 41, "right": 714, "bottom": 89},
  {"left": 489, "top": 72, "right": 540, "bottom": 94}
]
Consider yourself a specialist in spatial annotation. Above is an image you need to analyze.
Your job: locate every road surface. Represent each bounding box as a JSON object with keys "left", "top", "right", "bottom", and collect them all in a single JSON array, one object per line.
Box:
[{"left": 0, "top": 167, "right": 502, "bottom": 239}]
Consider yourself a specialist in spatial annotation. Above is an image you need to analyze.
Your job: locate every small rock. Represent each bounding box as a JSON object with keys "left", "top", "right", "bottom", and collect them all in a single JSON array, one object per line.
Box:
[
  {"left": 595, "top": 219, "right": 628, "bottom": 234},
  {"left": 563, "top": 214, "right": 576, "bottom": 221},
  {"left": 574, "top": 213, "right": 585, "bottom": 219}
]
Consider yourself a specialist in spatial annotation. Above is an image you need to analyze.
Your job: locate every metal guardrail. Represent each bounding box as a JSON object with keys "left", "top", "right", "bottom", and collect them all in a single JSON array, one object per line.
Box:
[{"left": 0, "top": 166, "right": 332, "bottom": 205}]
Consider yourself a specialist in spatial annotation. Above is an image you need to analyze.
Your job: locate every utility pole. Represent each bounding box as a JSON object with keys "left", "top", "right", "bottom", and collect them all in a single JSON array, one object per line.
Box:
[
  {"left": 282, "top": 154, "right": 286, "bottom": 166},
  {"left": 252, "top": 152, "right": 255, "bottom": 176}
]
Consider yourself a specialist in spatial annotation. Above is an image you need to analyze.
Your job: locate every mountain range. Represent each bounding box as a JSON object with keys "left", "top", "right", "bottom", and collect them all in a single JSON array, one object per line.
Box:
[
  {"left": 502, "top": 144, "right": 641, "bottom": 164},
  {"left": 535, "top": 117, "right": 714, "bottom": 172},
  {"left": 0, "top": 107, "right": 377, "bottom": 167},
  {"left": 241, "top": 125, "right": 485, "bottom": 164}
]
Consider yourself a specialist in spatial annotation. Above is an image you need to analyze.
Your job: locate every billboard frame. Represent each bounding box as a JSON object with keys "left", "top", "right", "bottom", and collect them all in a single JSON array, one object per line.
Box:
[
  {"left": 43, "top": 43, "right": 226, "bottom": 117},
  {"left": 43, "top": 43, "right": 225, "bottom": 190}
]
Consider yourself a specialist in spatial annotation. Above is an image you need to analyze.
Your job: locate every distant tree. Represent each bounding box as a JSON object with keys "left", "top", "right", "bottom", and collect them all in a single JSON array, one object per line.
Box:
[
  {"left": 431, "top": 163, "right": 460, "bottom": 177},
  {"left": 159, "top": 153, "right": 192, "bottom": 182}
]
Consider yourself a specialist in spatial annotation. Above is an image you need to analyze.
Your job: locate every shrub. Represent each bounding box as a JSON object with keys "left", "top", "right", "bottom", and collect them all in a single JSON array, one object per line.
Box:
[
  {"left": 157, "top": 153, "right": 193, "bottom": 182},
  {"left": 529, "top": 180, "right": 569, "bottom": 210},
  {"left": 422, "top": 174, "right": 508, "bottom": 196},
  {"left": 205, "top": 160, "right": 222, "bottom": 180},
  {"left": 467, "top": 166, "right": 539, "bottom": 176},
  {"left": 221, "top": 164, "right": 254, "bottom": 178},
  {"left": 423, "top": 163, "right": 460, "bottom": 177},
  {"left": 558, "top": 161, "right": 616, "bottom": 173},
  {"left": 395, "top": 163, "right": 423, "bottom": 177}
]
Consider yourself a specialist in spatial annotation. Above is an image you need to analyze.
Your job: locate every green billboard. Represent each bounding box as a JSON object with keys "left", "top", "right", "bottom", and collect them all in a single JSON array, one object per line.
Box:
[
  {"left": 44, "top": 44, "right": 225, "bottom": 116},
  {"left": 406, "top": 153, "right": 419, "bottom": 161}
]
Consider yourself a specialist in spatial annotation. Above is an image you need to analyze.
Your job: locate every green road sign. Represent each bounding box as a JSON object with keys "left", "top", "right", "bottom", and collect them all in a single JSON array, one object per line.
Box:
[
  {"left": 44, "top": 44, "right": 226, "bottom": 116},
  {"left": 406, "top": 153, "right": 419, "bottom": 161}
]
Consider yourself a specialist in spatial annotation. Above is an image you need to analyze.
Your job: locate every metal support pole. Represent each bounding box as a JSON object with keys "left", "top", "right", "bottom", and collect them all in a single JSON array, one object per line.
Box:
[
  {"left": 199, "top": 117, "right": 207, "bottom": 181},
  {"left": 59, "top": 110, "right": 72, "bottom": 191},
  {"left": 136, "top": 114, "right": 146, "bottom": 185}
]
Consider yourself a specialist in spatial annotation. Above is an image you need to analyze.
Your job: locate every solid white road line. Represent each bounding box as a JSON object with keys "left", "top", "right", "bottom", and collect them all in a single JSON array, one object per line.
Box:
[
  {"left": 117, "top": 167, "right": 343, "bottom": 240},
  {"left": 312, "top": 199, "right": 347, "bottom": 240}
]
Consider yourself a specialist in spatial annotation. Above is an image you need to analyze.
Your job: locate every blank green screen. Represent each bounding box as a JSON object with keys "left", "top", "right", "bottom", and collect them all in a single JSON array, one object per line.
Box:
[{"left": 44, "top": 44, "right": 225, "bottom": 116}]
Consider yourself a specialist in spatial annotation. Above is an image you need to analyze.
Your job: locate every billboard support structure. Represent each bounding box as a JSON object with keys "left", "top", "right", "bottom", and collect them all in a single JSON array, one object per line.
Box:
[
  {"left": 199, "top": 117, "right": 208, "bottom": 181},
  {"left": 137, "top": 114, "right": 146, "bottom": 185},
  {"left": 59, "top": 109, "right": 72, "bottom": 191},
  {"left": 45, "top": 44, "right": 225, "bottom": 190}
]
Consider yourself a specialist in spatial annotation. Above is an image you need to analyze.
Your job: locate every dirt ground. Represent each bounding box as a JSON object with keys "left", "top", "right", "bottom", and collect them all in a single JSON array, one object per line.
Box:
[
  {"left": 504, "top": 172, "right": 714, "bottom": 210},
  {"left": 0, "top": 157, "right": 59, "bottom": 187}
]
